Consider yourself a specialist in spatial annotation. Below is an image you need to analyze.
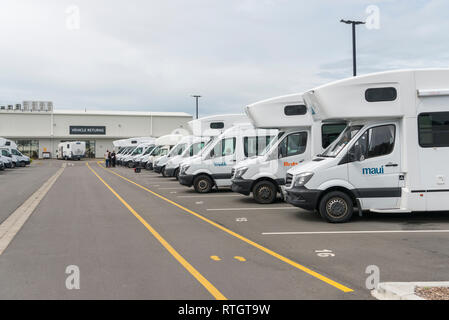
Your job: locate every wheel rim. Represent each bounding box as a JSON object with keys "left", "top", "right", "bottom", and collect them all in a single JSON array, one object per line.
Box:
[
  {"left": 258, "top": 185, "right": 273, "bottom": 201},
  {"left": 326, "top": 197, "right": 348, "bottom": 218},
  {"left": 198, "top": 179, "right": 209, "bottom": 192}
]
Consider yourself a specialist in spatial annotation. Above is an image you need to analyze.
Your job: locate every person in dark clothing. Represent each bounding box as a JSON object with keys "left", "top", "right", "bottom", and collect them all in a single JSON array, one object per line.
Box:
[
  {"left": 111, "top": 150, "right": 116, "bottom": 168},
  {"left": 107, "top": 151, "right": 112, "bottom": 168}
]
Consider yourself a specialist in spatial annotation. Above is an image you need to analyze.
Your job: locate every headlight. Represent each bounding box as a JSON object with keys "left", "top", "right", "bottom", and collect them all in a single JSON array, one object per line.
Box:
[
  {"left": 234, "top": 167, "right": 248, "bottom": 179},
  {"left": 180, "top": 165, "right": 190, "bottom": 175},
  {"left": 293, "top": 172, "right": 314, "bottom": 187}
]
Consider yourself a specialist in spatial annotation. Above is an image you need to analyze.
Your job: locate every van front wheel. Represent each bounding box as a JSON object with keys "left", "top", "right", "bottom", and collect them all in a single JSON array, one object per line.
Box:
[
  {"left": 319, "top": 191, "right": 353, "bottom": 223},
  {"left": 253, "top": 181, "right": 277, "bottom": 204},
  {"left": 193, "top": 175, "right": 213, "bottom": 193}
]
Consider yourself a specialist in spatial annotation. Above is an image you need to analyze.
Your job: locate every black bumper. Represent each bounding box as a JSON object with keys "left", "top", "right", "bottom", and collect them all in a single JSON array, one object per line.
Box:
[
  {"left": 178, "top": 174, "right": 194, "bottom": 187},
  {"left": 154, "top": 165, "right": 163, "bottom": 173},
  {"left": 285, "top": 186, "right": 321, "bottom": 211},
  {"left": 231, "top": 179, "right": 253, "bottom": 196},
  {"left": 164, "top": 167, "right": 176, "bottom": 177}
]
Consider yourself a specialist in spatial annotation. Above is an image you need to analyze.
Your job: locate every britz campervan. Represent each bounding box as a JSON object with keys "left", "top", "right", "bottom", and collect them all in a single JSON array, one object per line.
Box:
[
  {"left": 122, "top": 142, "right": 155, "bottom": 168},
  {"left": 162, "top": 114, "right": 249, "bottom": 178},
  {"left": 285, "top": 69, "right": 449, "bottom": 223},
  {"left": 57, "top": 141, "right": 86, "bottom": 160},
  {"left": 231, "top": 94, "right": 345, "bottom": 203},
  {"left": 0, "top": 138, "right": 30, "bottom": 166},
  {"left": 178, "top": 123, "right": 278, "bottom": 193},
  {"left": 148, "top": 134, "right": 187, "bottom": 171},
  {"left": 113, "top": 137, "right": 155, "bottom": 165}
]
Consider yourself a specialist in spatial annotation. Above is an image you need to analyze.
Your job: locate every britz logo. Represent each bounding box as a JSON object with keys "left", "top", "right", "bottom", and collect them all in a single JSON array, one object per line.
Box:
[
  {"left": 284, "top": 161, "right": 299, "bottom": 167},
  {"left": 214, "top": 162, "right": 227, "bottom": 167},
  {"left": 362, "top": 166, "right": 384, "bottom": 175}
]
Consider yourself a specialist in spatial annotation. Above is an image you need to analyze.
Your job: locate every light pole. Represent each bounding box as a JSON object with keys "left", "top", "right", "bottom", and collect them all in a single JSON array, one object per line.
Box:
[
  {"left": 191, "top": 95, "right": 201, "bottom": 119},
  {"left": 340, "top": 19, "right": 365, "bottom": 77}
]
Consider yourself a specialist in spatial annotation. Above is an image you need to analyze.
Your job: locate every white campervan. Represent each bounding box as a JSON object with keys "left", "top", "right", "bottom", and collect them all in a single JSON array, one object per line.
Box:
[
  {"left": 178, "top": 123, "right": 278, "bottom": 193},
  {"left": 285, "top": 69, "right": 449, "bottom": 223},
  {"left": 145, "top": 134, "right": 186, "bottom": 170},
  {"left": 122, "top": 143, "right": 155, "bottom": 168},
  {"left": 57, "top": 141, "right": 86, "bottom": 160},
  {"left": 0, "top": 138, "right": 31, "bottom": 166},
  {"left": 161, "top": 114, "right": 248, "bottom": 178},
  {"left": 231, "top": 94, "right": 345, "bottom": 203},
  {"left": 114, "top": 137, "right": 155, "bottom": 165}
]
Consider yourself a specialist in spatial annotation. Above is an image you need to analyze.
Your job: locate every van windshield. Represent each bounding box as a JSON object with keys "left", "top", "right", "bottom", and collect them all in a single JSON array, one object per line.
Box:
[
  {"left": 260, "top": 132, "right": 285, "bottom": 156},
  {"left": 319, "top": 125, "right": 363, "bottom": 157},
  {"left": 143, "top": 146, "right": 155, "bottom": 155}
]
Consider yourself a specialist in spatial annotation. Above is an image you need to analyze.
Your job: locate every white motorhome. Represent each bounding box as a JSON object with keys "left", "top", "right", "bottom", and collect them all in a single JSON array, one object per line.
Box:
[
  {"left": 114, "top": 137, "right": 155, "bottom": 165},
  {"left": 161, "top": 114, "right": 248, "bottom": 178},
  {"left": 145, "top": 134, "right": 186, "bottom": 170},
  {"left": 122, "top": 143, "right": 155, "bottom": 168},
  {"left": 0, "top": 138, "right": 30, "bottom": 166},
  {"left": 178, "top": 123, "right": 278, "bottom": 193},
  {"left": 285, "top": 69, "right": 449, "bottom": 223},
  {"left": 57, "top": 141, "right": 86, "bottom": 160},
  {"left": 231, "top": 94, "right": 345, "bottom": 203}
]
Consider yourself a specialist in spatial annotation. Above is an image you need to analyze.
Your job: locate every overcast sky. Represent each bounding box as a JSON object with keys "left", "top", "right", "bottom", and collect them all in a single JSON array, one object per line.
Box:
[{"left": 0, "top": 0, "right": 448, "bottom": 116}]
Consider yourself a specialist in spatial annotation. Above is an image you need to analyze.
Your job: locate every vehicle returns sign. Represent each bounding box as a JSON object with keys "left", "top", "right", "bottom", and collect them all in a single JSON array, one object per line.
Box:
[{"left": 69, "top": 126, "right": 106, "bottom": 135}]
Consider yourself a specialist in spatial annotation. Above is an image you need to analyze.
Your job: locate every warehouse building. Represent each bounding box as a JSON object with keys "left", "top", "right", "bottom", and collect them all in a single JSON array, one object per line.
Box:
[{"left": 0, "top": 103, "right": 192, "bottom": 158}]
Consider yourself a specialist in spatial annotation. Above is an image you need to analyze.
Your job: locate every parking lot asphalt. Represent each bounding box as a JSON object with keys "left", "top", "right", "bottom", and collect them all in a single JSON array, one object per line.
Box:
[
  {"left": 1, "top": 160, "right": 449, "bottom": 299},
  {"left": 0, "top": 160, "right": 61, "bottom": 224}
]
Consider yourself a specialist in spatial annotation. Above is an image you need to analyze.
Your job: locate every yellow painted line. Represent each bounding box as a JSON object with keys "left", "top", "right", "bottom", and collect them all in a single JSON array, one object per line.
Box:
[
  {"left": 86, "top": 163, "right": 226, "bottom": 300},
  {"left": 210, "top": 255, "right": 221, "bottom": 261},
  {"left": 97, "top": 162, "right": 354, "bottom": 293},
  {"left": 234, "top": 256, "right": 246, "bottom": 262}
]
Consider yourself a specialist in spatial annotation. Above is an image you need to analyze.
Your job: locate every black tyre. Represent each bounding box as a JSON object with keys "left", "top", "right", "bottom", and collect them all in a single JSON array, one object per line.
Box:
[
  {"left": 128, "top": 161, "right": 134, "bottom": 168},
  {"left": 318, "top": 191, "right": 353, "bottom": 223},
  {"left": 161, "top": 167, "right": 167, "bottom": 177},
  {"left": 253, "top": 180, "right": 277, "bottom": 204},
  {"left": 193, "top": 175, "right": 213, "bottom": 193},
  {"left": 145, "top": 162, "right": 153, "bottom": 170},
  {"left": 174, "top": 168, "right": 179, "bottom": 180},
  {"left": 20, "top": 161, "right": 26, "bottom": 167}
]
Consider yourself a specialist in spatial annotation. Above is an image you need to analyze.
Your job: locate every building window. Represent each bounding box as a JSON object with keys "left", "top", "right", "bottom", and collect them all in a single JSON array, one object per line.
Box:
[
  {"left": 418, "top": 112, "right": 449, "bottom": 148},
  {"left": 15, "top": 140, "right": 39, "bottom": 159}
]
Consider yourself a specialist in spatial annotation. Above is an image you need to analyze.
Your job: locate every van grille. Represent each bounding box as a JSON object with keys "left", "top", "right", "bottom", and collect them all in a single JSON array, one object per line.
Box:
[{"left": 285, "top": 173, "right": 293, "bottom": 187}]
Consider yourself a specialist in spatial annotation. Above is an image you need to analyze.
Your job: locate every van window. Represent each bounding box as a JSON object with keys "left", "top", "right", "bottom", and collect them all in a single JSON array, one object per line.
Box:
[
  {"left": 418, "top": 112, "right": 449, "bottom": 148},
  {"left": 189, "top": 142, "right": 205, "bottom": 157},
  {"left": 365, "top": 87, "right": 397, "bottom": 102},
  {"left": 351, "top": 125, "right": 395, "bottom": 160},
  {"left": 321, "top": 123, "right": 346, "bottom": 148},
  {"left": 67, "top": 144, "right": 70, "bottom": 148},
  {"left": 210, "top": 122, "right": 224, "bottom": 129},
  {"left": 244, "top": 136, "right": 274, "bottom": 157},
  {"left": 210, "top": 138, "right": 236, "bottom": 158},
  {"left": 278, "top": 132, "right": 307, "bottom": 158},
  {"left": 284, "top": 105, "right": 307, "bottom": 116}
]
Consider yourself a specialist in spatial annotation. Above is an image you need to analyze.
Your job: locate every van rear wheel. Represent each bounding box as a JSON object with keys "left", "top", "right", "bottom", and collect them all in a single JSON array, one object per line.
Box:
[
  {"left": 253, "top": 181, "right": 277, "bottom": 204},
  {"left": 174, "top": 168, "right": 179, "bottom": 180},
  {"left": 193, "top": 175, "right": 213, "bottom": 193},
  {"left": 319, "top": 191, "right": 353, "bottom": 223}
]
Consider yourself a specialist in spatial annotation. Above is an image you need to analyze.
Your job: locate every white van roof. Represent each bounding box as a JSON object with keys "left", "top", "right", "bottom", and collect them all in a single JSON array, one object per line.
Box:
[
  {"left": 0, "top": 138, "right": 17, "bottom": 148},
  {"left": 218, "top": 122, "right": 278, "bottom": 139},
  {"left": 245, "top": 93, "right": 312, "bottom": 129},
  {"left": 155, "top": 134, "right": 185, "bottom": 146},
  {"left": 188, "top": 114, "right": 248, "bottom": 137},
  {"left": 303, "top": 68, "right": 449, "bottom": 121}
]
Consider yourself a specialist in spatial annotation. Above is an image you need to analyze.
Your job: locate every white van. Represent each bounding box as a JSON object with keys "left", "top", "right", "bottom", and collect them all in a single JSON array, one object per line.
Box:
[
  {"left": 285, "top": 69, "right": 449, "bottom": 223},
  {"left": 114, "top": 137, "right": 155, "bottom": 165},
  {"left": 145, "top": 134, "right": 186, "bottom": 170},
  {"left": 161, "top": 114, "right": 248, "bottom": 178},
  {"left": 231, "top": 94, "right": 345, "bottom": 203},
  {"left": 178, "top": 123, "right": 278, "bottom": 193},
  {"left": 0, "top": 139, "right": 30, "bottom": 166},
  {"left": 121, "top": 143, "right": 155, "bottom": 168},
  {"left": 57, "top": 141, "right": 86, "bottom": 160}
]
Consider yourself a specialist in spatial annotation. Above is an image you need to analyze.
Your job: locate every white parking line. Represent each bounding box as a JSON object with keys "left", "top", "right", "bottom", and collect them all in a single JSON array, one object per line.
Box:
[
  {"left": 261, "top": 230, "right": 449, "bottom": 235},
  {"left": 207, "top": 207, "right": 297, "bottom": 211}
]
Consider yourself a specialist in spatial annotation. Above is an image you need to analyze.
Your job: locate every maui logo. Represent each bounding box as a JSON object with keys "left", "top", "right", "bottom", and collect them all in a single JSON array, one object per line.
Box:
[
  {"left": 362, "top": 166, "right": 384, "bottom": 175},
  {"left": 284, "top": 161, "right": 299, "bottom": 167},
  {"left": 214, "top": 162, "right": 227, "bottom": 167}
]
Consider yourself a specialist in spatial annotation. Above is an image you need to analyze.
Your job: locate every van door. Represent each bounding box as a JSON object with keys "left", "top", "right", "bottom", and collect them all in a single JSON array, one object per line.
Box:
[
  {"left": 271, "top": 131, "right": 308, "bottom": 185},
  {"left": 208, "top": 137, "right": 237, "bottom": 186},
  {"left": 347, "top": 123, "right": 401, "bottom": 209}
]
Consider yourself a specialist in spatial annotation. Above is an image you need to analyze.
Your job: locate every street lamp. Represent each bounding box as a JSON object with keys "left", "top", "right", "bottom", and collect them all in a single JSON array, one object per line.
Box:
[
  {"left": 340, "top": 19, "right": 365, "bottom": 77},
  {"left": 191, "top": 95, "right": 201, "bottom": 119}
]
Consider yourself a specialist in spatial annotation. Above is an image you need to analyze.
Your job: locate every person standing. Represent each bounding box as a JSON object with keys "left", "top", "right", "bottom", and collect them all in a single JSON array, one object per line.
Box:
[
  {"left": 107, "top": 151, "right": 112, "bottom": 168},
  {"left": 111, "top": 151, "right": 116, "bottom": 167},
  {"left": 105, "top": 150, "right": 110, "bottom": 167}
]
